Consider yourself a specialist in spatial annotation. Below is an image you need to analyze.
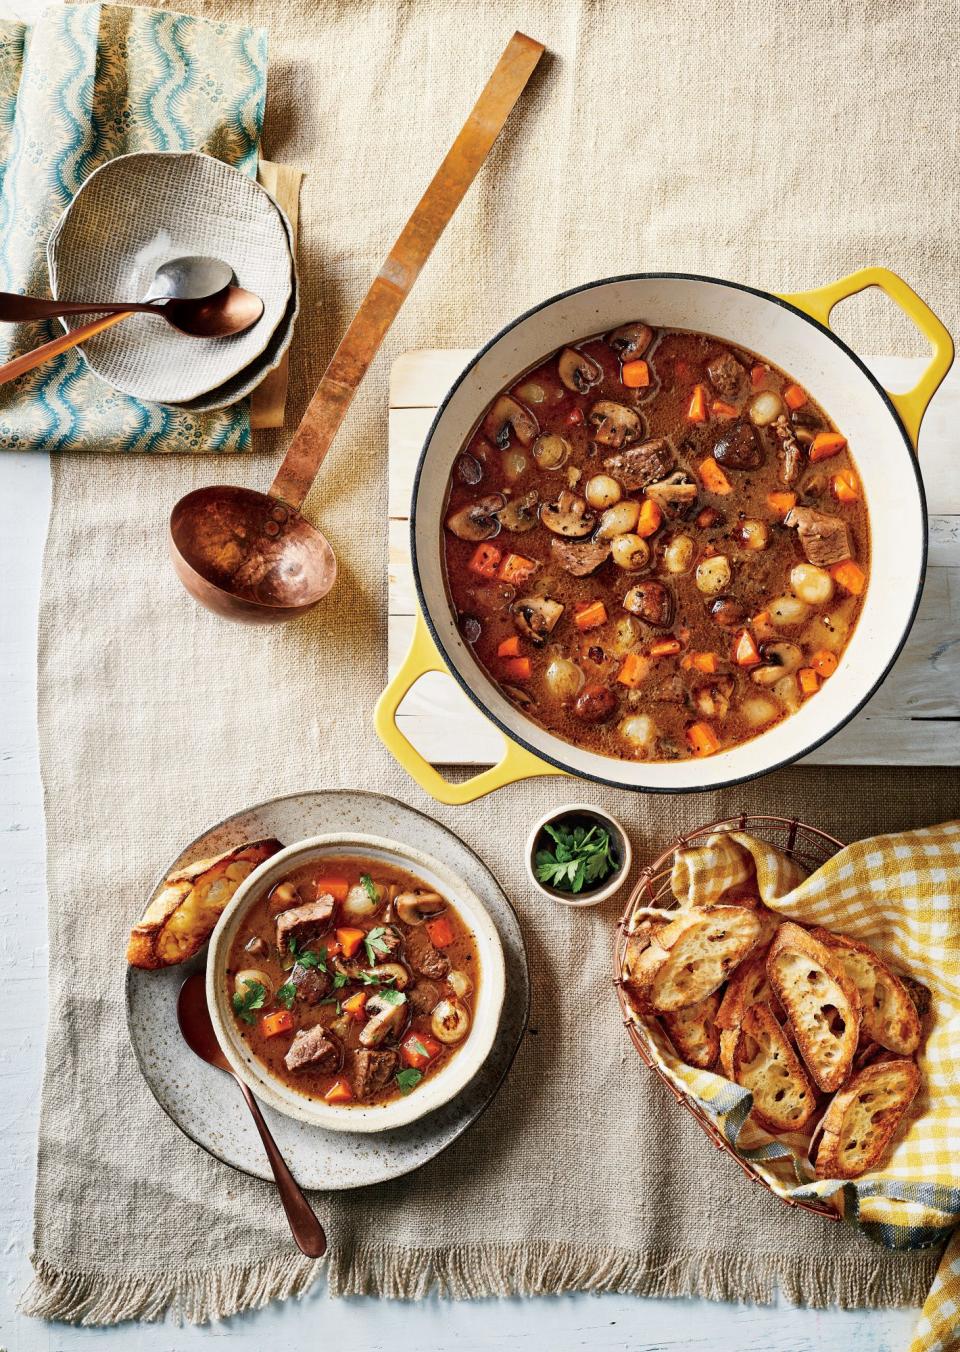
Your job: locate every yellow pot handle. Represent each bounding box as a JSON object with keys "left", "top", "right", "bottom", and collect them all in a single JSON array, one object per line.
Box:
[
  {"left": 778, "top": 266, "right": 953, "bottom": 449},
  {"left": 374, "top": 611, "right": 567, "bottom": 805}
]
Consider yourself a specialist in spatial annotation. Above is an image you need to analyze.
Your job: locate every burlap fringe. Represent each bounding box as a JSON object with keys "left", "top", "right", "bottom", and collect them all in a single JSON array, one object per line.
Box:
[{"left": 20, "top": 1243, "right": 940, "bottom": 1325}]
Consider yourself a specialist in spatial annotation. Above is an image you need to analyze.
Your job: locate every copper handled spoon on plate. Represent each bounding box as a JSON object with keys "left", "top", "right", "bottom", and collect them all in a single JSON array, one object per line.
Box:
[
  {"left": 168, "top": 31, "right": 545, "bottom": 623},
  {"left": 177, "top": 970, "right": 327, "bottom": 1258}
]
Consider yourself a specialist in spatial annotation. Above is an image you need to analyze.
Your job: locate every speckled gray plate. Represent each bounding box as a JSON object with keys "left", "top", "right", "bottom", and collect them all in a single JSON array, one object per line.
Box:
[{"left": 125, "top": 790, "right": 529, "bottom": 1190}]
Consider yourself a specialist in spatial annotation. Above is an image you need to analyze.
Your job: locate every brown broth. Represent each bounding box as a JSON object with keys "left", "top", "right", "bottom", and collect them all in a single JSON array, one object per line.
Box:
[
  {"left": 227, "top": 855, "right": 480, "bottom": 1106},
  {"left": 441, "top": 326, "right": 869, "bottom": 762}
]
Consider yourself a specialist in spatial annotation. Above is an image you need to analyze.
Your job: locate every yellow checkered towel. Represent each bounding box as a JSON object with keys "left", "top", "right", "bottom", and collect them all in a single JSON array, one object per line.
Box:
[{"left": 630, "top": 820, "right": 960, "bottom": 1350}]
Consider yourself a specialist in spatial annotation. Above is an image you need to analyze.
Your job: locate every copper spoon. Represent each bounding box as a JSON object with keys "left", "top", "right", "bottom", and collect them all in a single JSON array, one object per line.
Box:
[
  {"left": 0, "top": 285, "right": 265, "bottom": 386},
  {"left": 0, "top": 254, "right": 235, "bottom": 325},
  {"left": 177, "top": 971, "right": 327, "bottom": 1259},
  {"left": 169, "top": 31, "right": 545, "bottom": 624}
]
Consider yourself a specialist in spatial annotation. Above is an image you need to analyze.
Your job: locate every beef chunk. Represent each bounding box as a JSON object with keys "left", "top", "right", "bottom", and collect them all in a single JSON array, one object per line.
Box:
[
  {"left": 784, "top": 506, "right": 852, "bottom": 566},
  {"left": 550, "top": 536, "right": 610, "bottom": 577},
  {"left": 379, "top": 926, "right": 404, "bottom": 960},
  {"left": 291, "top": 961, "right": 330, "bottom": 1005},
  {"left": 706, "top": 351, "right": 745, "bottom": 399},
  {"left": 352, "top": 1048, "right": 398, "bottom": 1101},
  {"left": 275, "top": 894, "right": 335, "bottom": 953},
  {"left": 405, "top": 926, "right": 450, "bottom": 980},
  {"left": 603, "top": 437, "right": 673, "bottom": 490},
  {"left": 243, "top": 935, "right": 268, "bottom": 958},
  {"left": 773, "top": 414, "right": 803, "bottom": 484},
  {"left": 284, "top": 1026, "right": 339, "bottom": 1073},
  {"left": 408, "top": 980, "right": 441, "bottom": 1014}
]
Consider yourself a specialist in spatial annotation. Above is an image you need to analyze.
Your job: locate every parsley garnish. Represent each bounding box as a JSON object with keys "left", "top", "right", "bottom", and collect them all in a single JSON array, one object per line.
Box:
[
  {"left": 534, "top": 820, "right": 618, "bottom": 894},
  {"left": 332, "top": 971, "right": 348, "bottom": 990},
  {"left": 395, "top": 1068, "right": 423, "bottom": 1095},
  {"left": 289, "top": 939, "right": 326, "bottom": 972},
  {"left": 360, "top": 873, "right": 379, "bottom": 904},
  {"left": 363, "top": 926, "right": 391, "bottom": 966},
  {"left": 377, "top": 987, "right": 406, "bottom": 1007},
  {"left": 232, "top": 978, "right": 267, "bottom": 1024},
  {"left": 275, "top": 982, "right": 297, "bottom": 1010},
  {"left": 410, "top": 1037, "right": 429, "bottom": 1059}
]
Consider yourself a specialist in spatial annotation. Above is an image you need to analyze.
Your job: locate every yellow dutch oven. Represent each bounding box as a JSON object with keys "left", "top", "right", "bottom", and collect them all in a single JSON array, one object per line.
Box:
[{"left": 376, "top": 268, "right": 952, "bottom": 805}]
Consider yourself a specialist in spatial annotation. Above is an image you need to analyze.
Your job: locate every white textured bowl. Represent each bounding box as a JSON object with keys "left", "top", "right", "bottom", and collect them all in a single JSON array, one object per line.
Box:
[{"left": 206, "top": 832, "right": 506, "bottom": 1132}]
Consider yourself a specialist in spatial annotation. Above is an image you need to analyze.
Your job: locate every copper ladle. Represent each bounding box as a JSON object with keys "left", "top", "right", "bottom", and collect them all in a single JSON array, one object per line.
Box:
[
  {"left": 169, "top": 31, "right": 545, "bottom": 624},
  {"left": 177, "top": 971, "right": 326, "bottom": 1258}
]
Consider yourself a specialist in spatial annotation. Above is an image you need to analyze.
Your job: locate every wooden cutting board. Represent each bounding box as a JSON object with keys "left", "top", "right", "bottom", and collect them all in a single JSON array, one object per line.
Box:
[{"left": 387, "top": 350, "right": 959, "bottom": 767}]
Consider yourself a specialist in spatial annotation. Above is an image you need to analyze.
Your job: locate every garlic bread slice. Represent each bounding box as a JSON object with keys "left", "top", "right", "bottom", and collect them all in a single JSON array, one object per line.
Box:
[
  {"left": 810, "top": 928, "right": 921, "bottom": 1055},
  {"left": 626, "top": 905, "right": 762, "bottom": 1012},
  {"left": 729, "top": 1002, "right": 817, "bottom": 1133},
  {"left": 766, "top": 922, "right": 861, "bottom": 1092},
  {"left": 815, "top": 1058, "right": 920, "bottom": 1179},
  {"left": 661, "top": 991, "right": 722, "bottom": 1069}
]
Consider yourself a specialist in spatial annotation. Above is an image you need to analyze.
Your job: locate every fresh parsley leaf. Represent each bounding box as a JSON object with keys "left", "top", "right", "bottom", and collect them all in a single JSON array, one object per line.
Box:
[
  {"left": 535, "top": 819, "right": 618, "bottom": 894},
  {"left": 360, "top": 873, "right": 379, "bottom": 904},
  {"left": 232, "top": 979, "right": 267, "bottom": 1024},
  {"left": 363, "top": 926, "right": 391, "bottom": 966},
  {"left": 332, "top": 971, "right": 348, "bottom": 990},
  {"left": 377, "top": 987, "right": 406, "bottom": 1007},
  {"left": 275, "top": 982, "right": 297, "bottom": 1010},
  {"left": 395, "top": 1068, "right": 423, "bottom": 1095},
  {"left": 411, "top": 1037, "right": 429, "bottom": 1058}
]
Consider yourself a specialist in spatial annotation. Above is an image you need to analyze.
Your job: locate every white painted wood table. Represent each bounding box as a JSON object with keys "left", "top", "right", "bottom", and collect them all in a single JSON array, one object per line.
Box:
[
  {"left": 0, "top": 450, "right": 926, "bottom": 1352},
  {"left": 388, "top": 351, "right": 959, "bottom": 769}
]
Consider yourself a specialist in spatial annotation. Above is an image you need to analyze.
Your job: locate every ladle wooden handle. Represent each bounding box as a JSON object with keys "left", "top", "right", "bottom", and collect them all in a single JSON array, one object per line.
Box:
[
  {"left": 0, "top": 311, "right": 129, "bottom": 384},
  {"left": 268, "top": 30, "right": 545, "bottom": 510}
]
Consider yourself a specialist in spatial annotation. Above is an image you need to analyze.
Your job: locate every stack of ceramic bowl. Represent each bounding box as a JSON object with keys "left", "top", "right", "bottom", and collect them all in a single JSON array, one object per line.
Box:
[{"left": 46, "top": 151, "right": 298, "bottom": 411}]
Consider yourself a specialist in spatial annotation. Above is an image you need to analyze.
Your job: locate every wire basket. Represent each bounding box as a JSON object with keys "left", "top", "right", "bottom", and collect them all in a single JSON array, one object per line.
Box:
[{"left": 613, "top": 813, "right": 846, "bottom": 1223}]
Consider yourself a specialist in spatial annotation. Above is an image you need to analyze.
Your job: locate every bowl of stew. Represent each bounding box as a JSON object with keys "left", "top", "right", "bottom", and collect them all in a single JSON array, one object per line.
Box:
[
  {"left": 381, "top": 268, "right": 951, "bottom": 796},
  {"left": 206, "top": 834, "right": 506, "bottom": 1131}
]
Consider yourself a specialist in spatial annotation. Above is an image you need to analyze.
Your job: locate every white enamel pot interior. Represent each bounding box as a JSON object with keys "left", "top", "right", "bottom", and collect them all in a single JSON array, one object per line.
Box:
[
  {"left": 207, "top": 833, "right": 506, "bottom": 1132},
  {"left": 411, "top": 273, "right": 927, "bottom": 793}
]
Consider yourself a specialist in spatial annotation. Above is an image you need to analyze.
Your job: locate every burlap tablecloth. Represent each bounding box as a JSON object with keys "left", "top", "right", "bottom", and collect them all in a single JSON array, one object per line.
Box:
[{"left": 25, "top": 0, "right": 960, "bottom": 1326}]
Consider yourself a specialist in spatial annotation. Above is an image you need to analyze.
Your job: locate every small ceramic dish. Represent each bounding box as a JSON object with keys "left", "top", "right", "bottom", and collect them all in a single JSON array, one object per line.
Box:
[
  {"left": 525, "top": 802, "right": 633, "bottom": 907},
  {"left": 206, "top": 831, "right": 507, "bottom": 1133},
  {"left": 47, "top": 151, "right": 293, "bottom": 404}
]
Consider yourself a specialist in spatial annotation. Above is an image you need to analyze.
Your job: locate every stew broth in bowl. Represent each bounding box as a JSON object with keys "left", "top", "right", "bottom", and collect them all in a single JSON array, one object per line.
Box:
[
  {"left": 226, "top": 855, "right": 481, "bottom": 1108},
  {"left": 441, "top": 324, "right": 869, "bottom": 764}
]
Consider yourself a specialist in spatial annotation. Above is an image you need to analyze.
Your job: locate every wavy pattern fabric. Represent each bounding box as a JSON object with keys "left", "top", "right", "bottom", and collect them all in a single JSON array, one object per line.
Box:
[{"left": 0, "top": 4, "right": 267, "bottom": 452}]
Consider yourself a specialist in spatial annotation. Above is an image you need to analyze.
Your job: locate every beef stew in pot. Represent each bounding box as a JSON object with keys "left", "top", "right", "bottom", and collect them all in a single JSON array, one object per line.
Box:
[
  {"left": 227, "top": 856, "right": 480, "bottom": 1105},
  {"left": 441, "top": 324, "right": 869, "bottom": 762}
]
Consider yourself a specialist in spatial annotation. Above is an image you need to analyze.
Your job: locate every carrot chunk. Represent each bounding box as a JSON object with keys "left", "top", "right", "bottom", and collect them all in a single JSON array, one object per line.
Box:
[
  {"left": 312, "top": 877, "right": 350, "bottom": 903},
  {"left": 711, "top": 399, "right": 739, "bottom": 418},
  {"left": 697, "top": 456, "right": 733, "bottom": 495},
  {"left": 750, "top": 364, "right": 768, "bottom": 388},
  {"left": 401, "top": 1033, "right": 442, "bottom": 1070},
  {"left": 650, "top": 638, "right": 682, "bottom": 658},
  {"left": 467, "top": 542, "right": 502, "bottom": 578},
  {"left": 798, "top": 667, "right": 820, "bottom": 695},
  {"left": 621, "top": 358, "right": 651, "bottom": 388},
  {"left": 427, "top": 915, "right": 456, "bottom": 949},
  {"left": 830, "top": 560, "right": 866, "bottom": 595},
  {"left": 574, "top": 600, "right": 608, "bottom": 631},
  {"left": 686, "top": 384, "right": 709, "bottom": 423},
  {"left": 261, "top": 1010, "right": 294, "bottom": 1038},
  {"left": 497, "top": 635, "right": 521, "bottom": 658},
  {"left": 733, "top": 629, "right": 762, "bottom": 667},
  {"left": 686, "top": 721, "right": 721, "bottom": 756},
  {"left": 636, "top": 498, "right": 663, "bottom": 537},
  {"left": 809, "top": 431, "right": 848, "bottom": 462},
  {"left": 497, "top": 552, "right": 538, "bottom": 585},
  {"left": 501, "top": 656, "right": 532, "bottom": 681},
  {"left": 336, "top": 927, "right": 366, "bottom": 958},
  {"left": 783, "top": 384, "right": 807, "bottom": 410},
  {"left": 324, "top": 1076, "right": 354, "bottom": 1103},
  {"left": 766, "top": 490, "right": 797, "bottom": 517},
  {"left": 750, "top": 610, "right": 777, "bottom": 641},
  {"left": 832, "top": 469, "right": 859, "bottom": 503},
  {"left": 811, "top": 649, "right": 839, "bottom": 678},
  {"left": 617, "top": 652, "right": 650, "bottom": 687},
  {"left": 681, "top": 651, "right": 719, "bottom": 674},
  {"left": 342, "top": 990, "right": 368, "bottom": 1019}
]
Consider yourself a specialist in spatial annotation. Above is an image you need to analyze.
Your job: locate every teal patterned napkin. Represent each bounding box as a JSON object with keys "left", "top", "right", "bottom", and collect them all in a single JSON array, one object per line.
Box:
[{"left": 0, "top": 3, "right": 267, "bottom": 452}]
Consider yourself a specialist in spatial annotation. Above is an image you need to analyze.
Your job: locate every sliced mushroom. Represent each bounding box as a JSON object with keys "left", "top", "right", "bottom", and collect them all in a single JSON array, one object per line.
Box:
[
  {"left": 540, "top": 490, "right": 596, "bottom": 538},
  {"left": 445, "top": 493, "right": 505, "bottom": 541},
  {"left": 573, "top": 682, "right": 618, "bottom": 723},
  {"left": 359, "top": 991, "right": 408, "bottom": 1047},
  {"left": 607, "top": 322, "right": 653, "bottom": 361},
  {"left": 395, "top": 891, "right": 447, "bottom": 926},
  {"left": 588, "top": 401, "right": 642, "bottom": 449},
  {"left": 447, "top": 969, "right": 474, "bottom": 999},
  {"left": 456, "top": 452, "right": 484, "bottom": 485},
  {"left": 623, "top": 580, "right": 675, "bottom": 627},
  {"left": 431, "top": 997, "right": 471, "bottom": 1044},
  {"left": 558, "top": 346, "right": 602, "bottom": 393},
  {"left": 713, "top": 421, "right": 764, "bottom": 471},
  {"left": 483, "top": 395, "right": 539, "bottom": 449},
  {"left": 513, "top": 595, "right": 565, "bottom": 645},
  {"left": 368, "top": 961, "right": 410, "bottom": 990},
  {"left": 496, "top": 490, "right": 539, "bottom": 533},
  {"left": 709, "top": 595, "right": 746, "bottom": 629},
  {"left": 645, "top": 471, "right": 698, "bottom": 517},
  {"left": 693, "top": 675, "right": 734, "bottom": 721},
  {"left": 244, "top": 935, "right": 268, "bottom": 957},
  {"left": 751, "top": 642, "right": 804, "bottom": 686}
]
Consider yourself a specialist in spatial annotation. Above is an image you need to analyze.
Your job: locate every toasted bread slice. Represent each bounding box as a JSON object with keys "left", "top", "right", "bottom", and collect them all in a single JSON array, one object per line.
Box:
[
  {"left": 662, "top": 992, "right": 722, "bottom": 1068},
  {"left": 766, "top": 922, "right": 861, "bottom": 1092},
  {"left": 814, "top": 1058, "right": 920, "bottom": 1179},
  {"left": 716, "top": 946, "right": 778, "bottom": 1030},
  {"left": 810, "top": 929, "right": 921, "bottom": 1055},
  {"left": 626, "top": 905, "right": 762, "bottom": 1012},
  {"left": 728, "top": 1002, "right": 817, "bottom": 1133},
  {"left": 127, "top": 838, "right": 284, "bottom": 968}
]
